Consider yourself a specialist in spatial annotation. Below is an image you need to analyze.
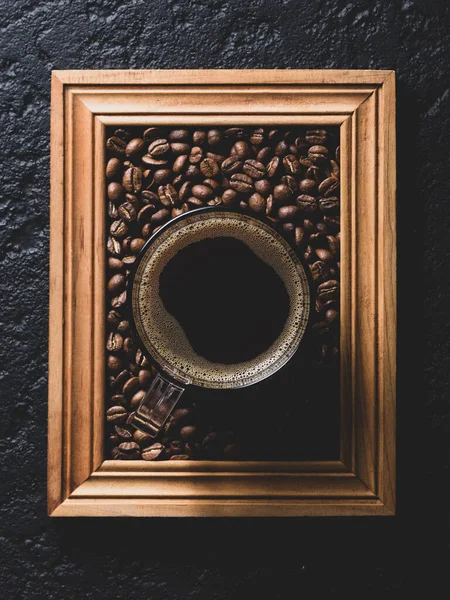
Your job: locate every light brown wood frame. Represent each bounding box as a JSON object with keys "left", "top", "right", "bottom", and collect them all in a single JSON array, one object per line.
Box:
[{"left": 49, "top": 70, "right": 396, "bottom": 517}]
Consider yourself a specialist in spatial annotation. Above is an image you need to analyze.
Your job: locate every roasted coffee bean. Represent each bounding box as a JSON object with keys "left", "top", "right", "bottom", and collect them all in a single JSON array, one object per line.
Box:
[
  {"left": 168, "top": 128, "right": 189, "bottom": 142},
  {"left": 140, "top": 190, "right": 158, "bottom": 206},
  {"left": 296, "top": 194, "right": 318, "bottom": 213},
  {"left": 111, "top": 290, "right": 127, "bottom": 308},
  {"left": 254, "top": 179, "right": 271, "bottom": 197},
  {"left": 310, "top": 260, "right": 331, "bottom": 284},
  {"left": 123, "top": 376, "right": 140, "bottom": 398},
  {"left": 221, "top": 188, "right": 239, "bottom": 207},
  {"left": 115, "top": 370, "right": 131, "bottom": 388},
  {"left": 107, "top": 182, "right": 125, "bottom": 204},
  {"left": 115, "top": 426, "right": 133, "bottom": 441},
  {"left": 169, "top": 142, "right": 189, "bottom": 156},
  {"left": 273, "top": 183, "right": 293, "bottom": 204},
  {"left": 256, "top": 146, "right": 272, "bottom": 164},
  {"left": 295, "top": 226, "right": 306, "bottom": 247},
  {"left": 158, "top": 184, "right": 179, "bottom": 207},
  {"left": 187, "top": 197, "right": 206, "bottom": 208},
  {"left": 266, "top": 155, "right": 280, "bottom": 178},
  {"left": 142, "top": 154, "right": 168, "bottom": 167},
  {"left": 192, "top": 184, "right": 213, "bottom": 200},
  {"left": 224, "top": 127, "right": 247, "bottom": 140},
  {"left": 107, "top": 355, "right": 123, "bottom": 374},
  {"left": 283, "top": 154, "right": 302, "bottom": 175},
  {"left": 122, "top": 166, "right": 142, "bottom": 194},
  {"left": 316, "top": 248, "right": 334, "bottom": 264},
  {"left": 113, "top": 129, "right": 132, "bottom": 142},
  {"left": 243, "top": 159, "right": 265, "bottom": 179},
  {"left": 107, "top": 310, "right": 122, "bottom": 329},
  {"left": 142, "top": 443, "right": 165, "bottom": 461},
  {"left": 137, "top": 204, "right": 156, "bottom": 224},
  {"left": 130, "top": 238, "right": 146, "bottom": 254},
  {"left": 298, "top": 178, "right": 318, "bottom": 195},
  {"left": 325, "top": 308, "right": 339, "bottom": 325},
  {"left": 327, "top": 235, "right": 340, "bottom": 259},
  {"left": 317, "top": 279, "right": 339, "bottom": 302},
  {"left": 324, "top": 215, "right": 340, "bottom": 232},
  {"left": 250, "top": 128, "right": 264, "bottom": 146},
  {"left": 138, "top": 369, "right": 152, "bottom": 389},
  {"left": 274, "top": 140, "right": 289, "bottom": 157},
  {"left": 189, "top": 146, "right": 203, "bottom": 164},
  {"left": 193, "top": 130, "right": 206, "bottom": 146},
  {"left": 153, "top": 168, "right": 172, "bottom": 185},
  {"left": 221, "top": 155, "right": 242, "bottom": 176},
  {"left": 168, "top": 441, "right": 185, "bottom": 457},
  {"left": 110, "top": 219, "right": 128, "bottom": 239},
  {"left": 106, "top": 405, "right": 127, "bottom": 424},
  {"left": 151, "top": 208, "right": 170, "bottom": 225},
  {"left": 107, "top": 274, "right": 126, "bottom": 295},
  {"left": 198, "top": 157, "right": 218, "bottom": 178},
  {"left": 278, "top": 205, "right": 299, "bottom": 221},
  {"left": 123, "top": 337, "right": 134, "bottom": 359},
  {"left": 106, "top": 332, "right": 123, "bottom": 353},
  {"left": 148, "top": 138, "right": 170, "bottom": 157},
  {"left": 133, "top": 429, "right": 153, "bottom": 447},
  {"left": 172, "top": 154, "right": 188, "bottom": 174},
  {"left": 108, "top": 257, "right": 123, "bottom": 272},
  {"left": 184, "top": 165, "right": 202, "bottom": 181},
  {"left": 170, "top": 454, "right": 190, "bottom": 460},
  {"left": 281, "top": 175, "right": 298, "bottom": 195},
  {"left": 308, "top": 145, "right": 329, "bottom": 164},
  {"left": 231, "top": 140, "right": 250, "bottom": 160},
  {"left": 229, "top": 173, "right": 253, "bottom": 194},
  {"left": 125, "top": 138, "right": 145, "bottom": 158},
  {"left": 306, "top": 129, "right": 328, "bottom": 145},
  {"left": 119, "top": 442, "right": 140, "bottom": 459},
  {"left": 118, "top": 201, "right": 137, "bottom": 223},
  {"left": 107, "top": 136, "right": 126, "bottom": 157},
  {"left": 207, "top": 128, "right": 222, "bottom": 146},
  {"left": 122, "top": 255, "right": 136, "bottom": 267},
  {"left": 108, "top": 201, "right": 119, "bottom": 220},
  {"left": 319, "top": 197, "right": 339, "bottom": 213},
  {"left": 106, "top": 157, "right": 122, "bottom": 181},
  {"left": 318, "top": 176, "right": 339, "bottom": 197},
  {"left": 117, "top": 320, "right": 130, "bottom": 335},
  {"left": 248, "top": 193, "right": 266, "bottom": 215},
  {"left": 130, "top": 389, "right": 146, "bottom": 410}
]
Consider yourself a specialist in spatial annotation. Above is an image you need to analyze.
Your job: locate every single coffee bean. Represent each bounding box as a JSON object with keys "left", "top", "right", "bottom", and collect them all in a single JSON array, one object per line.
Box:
[
  {"left": 115, "top": 426, "right": 133, "bottom": 441},
  {"left": 122, "top": 255, "right": 136, "bottom": 267},
  {"left": 318, "top": 176, "right": 339, "bottom": 197},
  {"left": 295, "top": 226, "right": 306, "bottom": 247},
  {"left": 111, "top": 290, "right": 127, "bottom": 308},
  {"left": 130, "top": 389, "right": 146, "bottom": 410},
  {"left": 106, "top": 158, "right": 122, "bottom": 181},
  {"left": 283, "top": 154, "right": 302, "bottom": 175},
  {"left": 107, "top": 236, "right": 122, "bottom": 257},
  {"left": 327, "top": 235, "right": 340, "bottom": 259},
  {"left": 118, "top": 201, "right": 137, "bottom": 223},
  {"left": 316, "top": 248, "right": 334, "bottom": 264},
  {"left": 281, "top": 175, "right": 298, "bottom": 195},
  {"left": 137, "top": 204, "right": 156, "bottom": 224},
  {"left": 283, "top": 222, "right": 295, "bottom": 234},
  {"left": 266, "top": 156, "right": 280, "bottom": 178},
  {"left": 158, "top": 184, "right": 179, "bottom": 208},
  {"left": 142, "top": 442, "right": 165, "bottom": 461},
  {"left": 278, "top": 205, "right": 299, "bottom": 220},
  {"left": 207, "top": 129, "right": 222, "bottom": 146},
  {"left": 250, "top": 128, "right": 265, "bottom": 145},
  {"left": 325, "top": 308, "right": 339, "bottom": 325},
  {"left": 106, "top": 405, "right": 128, "bottom": 424},
  {"left": 138, "top": 369, "right": 152, "bottom": 389},
  {"left": 319, "top": 197, "right": 339, "bottom": 213},
  {"left": 298, "top": 178, "right": 318, "bottom": 195},
  {"left": 123, "top": 337, "right": 134, "bottom": 359},
  {"left": 151, "top": 208, "right": 170, "bottom": 225},
  {"left": 248, "top": 193, "right": 266, "bottom": 215},
  {"left": 254, "top": 179, "right": 271, "bottom": 197},
  {"left": 107, "top": 355, "right": 123, "bottom": 374},
  {"left": 221, "top": 188, "right": 239, "bottom": 207},
  {"left": 256, "top": 146, "right": 272, "bottom": 164},
  {"left": 107, "top": 274, "right": 126, "bottom": 295},
  {"left": 170, "top": 142, "right": 190, "bottom": 156},
  {"left": 296, "top": 194, "right": 318, "bottom": 213},
  {"left": 106, "top": 332, "right": 123, "bottom": 353},
  {"left": 123, "top": 376, "right": 140, "bottom": 398},
  {"left": 148, "top": 138, "right": 170, "bottom": 157},
  {"left": 221, "top": 155, "right": 242, "bottom": 176},
  {"left": 106, "top": 136, "right": 126, "bottom": 157},
  {"left": 193, "top": 130, "right": 206, "bottom": 146},
  {"left": 113, "top": 128, "right": 132, "bottom": 142},
  {"left": 243, "top": 159, "right": 265, "bottom": 179},
  {"left": 323, "top": 215, "right": 340, "bottom": 232},
  {"left": 108, "top": 257, "right": 123, "bottom": 272},
  {"left": 153, "top": 168, "right": 172, "bottom": 185},
  {"left": 317, "top": 279, "right": 339, "bottom": 302},
  {"left": 310, "top": 260, "right": 331, "bottom": 284},
  {"left": 192, "top": 184, "right": 213, "bottom": 200},
  {"left": 108, "top": 201, "right": 119, "bottom": 220},
  {"left": 187, "top": 197, "right": 206, "bottom": 208},
  {"left": 229, "top": 173, "right": 253, "bottom": 194},
  {"left": 180, "top": 425, "right": 200, "bottom": 442},
  {"left": 117, "top": 320, "right": 130, "bottom": 335},
  {"left": 273, "top": 183, "right": 293, "bottom": 204},
  {"left": 119, "top": 441, "right": 140, "bottom": 457},
  {"left": 110, "top": 219, "right": 128, "bottom": 239},
  {"left": 107, "top": 182, "right": 125, "bottom": 204},
  {"left": 224, "top": 127, "right": 247, "bottom": 140},
  {"left": 265, "top": 194, "right": 277, "bottom": 217},
  {"left": 125, "top": 138, "right": 145, "bottom": 158},
  {"left": 306, "top": 129, "right": 328, "bottom": 145},
  {"left": 200, "top": 158, "right": 220, "bottom": 178},
  {"left": 308, "top": 145, "right": 329, "bottom": 164},
  {"left": 274, "top": 139, "right": 289, "bottom": 157},
  {"left": 107, "top": 310, "right": 122, "bottom": 329},
  {"left": 115, "top": 369, "right": 131, "bottom": 389},
  {"left": 232, "top": 140, "right": 251, "bottom": 160},
  {"left": 142, "top": 154, "right": 168, "bottom": 167},
  {"left": 122, "top": 166, "right": 142, "bottom": 194},
  {"left": 130, "top": 238, "right": 146, "bottom": 254},
  {"left": 189, "top": 146, "right": 203, "bottom": 164}
]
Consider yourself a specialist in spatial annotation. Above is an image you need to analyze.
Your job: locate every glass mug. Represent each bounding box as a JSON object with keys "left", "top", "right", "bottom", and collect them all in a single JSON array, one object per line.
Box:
[{"left": 128, "top": 207, "right": 311, "bottom": 437}]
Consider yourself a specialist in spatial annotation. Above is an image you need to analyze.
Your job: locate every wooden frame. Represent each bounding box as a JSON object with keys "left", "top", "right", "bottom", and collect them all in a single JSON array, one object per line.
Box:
[{"left": 49, "top": 70, "right": 396, "bottom": 517}]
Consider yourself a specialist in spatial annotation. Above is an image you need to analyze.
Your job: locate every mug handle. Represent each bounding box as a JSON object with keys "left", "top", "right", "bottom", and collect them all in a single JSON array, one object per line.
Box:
[{"left": 128, "top": 373, "right": 185, "bottom": 437}]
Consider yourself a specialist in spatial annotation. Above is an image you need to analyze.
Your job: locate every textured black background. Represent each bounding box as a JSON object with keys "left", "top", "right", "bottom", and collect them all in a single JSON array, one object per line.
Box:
[{"left": 1, "top": 0, "right": 449, "bottom": 597}]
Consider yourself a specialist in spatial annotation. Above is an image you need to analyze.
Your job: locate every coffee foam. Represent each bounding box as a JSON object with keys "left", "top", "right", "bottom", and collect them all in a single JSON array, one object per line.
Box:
[{"left": 133, "top": 211, "right": 310, "bottom": 389}]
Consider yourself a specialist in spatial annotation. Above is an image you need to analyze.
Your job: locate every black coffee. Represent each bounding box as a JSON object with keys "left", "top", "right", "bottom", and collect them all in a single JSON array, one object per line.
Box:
[{"left": 159, "top": 236, "right": 290, "bottom": 364}]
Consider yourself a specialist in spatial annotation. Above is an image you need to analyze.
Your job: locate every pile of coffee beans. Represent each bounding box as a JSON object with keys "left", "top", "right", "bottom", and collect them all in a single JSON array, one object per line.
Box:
[{"left": 105, "top": 126, "right": 340, "bottom": 460}]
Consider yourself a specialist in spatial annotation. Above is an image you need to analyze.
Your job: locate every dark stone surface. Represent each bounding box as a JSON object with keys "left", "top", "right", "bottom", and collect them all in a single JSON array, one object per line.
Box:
[{"left": 0, "top": 0, "right": 449, "bottom": 597}]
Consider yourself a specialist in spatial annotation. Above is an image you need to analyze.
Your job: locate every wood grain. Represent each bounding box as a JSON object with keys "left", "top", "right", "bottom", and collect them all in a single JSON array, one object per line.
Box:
[{"left": 48, "top": 69, "right": 396, "bottom": 517}]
